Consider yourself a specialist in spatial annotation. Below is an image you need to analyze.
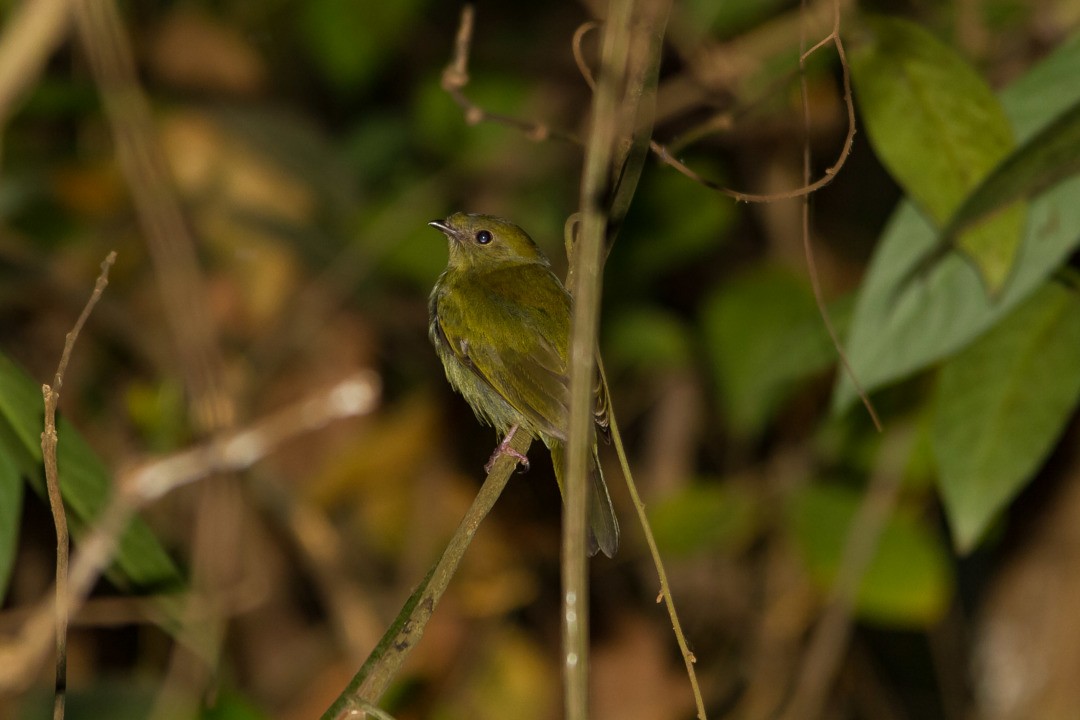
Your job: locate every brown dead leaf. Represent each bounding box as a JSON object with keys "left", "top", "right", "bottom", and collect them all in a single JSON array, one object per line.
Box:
[{"left": 149, "top": 8, "right": 266, "bottom": 95}]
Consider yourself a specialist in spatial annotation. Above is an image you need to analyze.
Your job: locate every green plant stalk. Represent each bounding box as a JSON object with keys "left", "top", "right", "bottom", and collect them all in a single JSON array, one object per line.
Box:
[
  {"left": 565, "top": 1, "right": 669, "bottom": 717},
  {"left": 319, "top": 430, "right": 530, "bottom": 720},
  {"left": 566, "top": 1, "right": 633, "bottom": 718}
]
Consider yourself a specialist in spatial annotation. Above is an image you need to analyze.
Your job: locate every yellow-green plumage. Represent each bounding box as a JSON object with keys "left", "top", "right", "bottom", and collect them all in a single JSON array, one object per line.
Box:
[{"left": 428, "top": 212, "right": 619, "bottom": 557}]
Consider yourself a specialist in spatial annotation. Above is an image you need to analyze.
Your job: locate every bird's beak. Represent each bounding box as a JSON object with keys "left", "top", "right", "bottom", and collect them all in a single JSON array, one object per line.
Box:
[{"left": 428, "top": 220, "right": 455, "bottom": 238}]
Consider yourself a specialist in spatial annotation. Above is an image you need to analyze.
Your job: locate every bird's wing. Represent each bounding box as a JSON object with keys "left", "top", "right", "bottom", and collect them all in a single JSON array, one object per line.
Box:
[{"left": 435, "top": 263, "right": 572, "bottom": 441}]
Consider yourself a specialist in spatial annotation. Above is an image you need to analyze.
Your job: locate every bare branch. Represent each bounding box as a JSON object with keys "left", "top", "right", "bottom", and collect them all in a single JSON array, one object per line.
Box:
[
  {"left": 39, "top": 250, "right": 116, "bottom": 720},
  {"left": 649, "top": 6, "right": 857, "bottom": 204},
  {"left": 440, "top": 5, "right": 577, "bottom": 145},
  {"left": 1, "top": 372, "right": 380, "bottom": 695}
]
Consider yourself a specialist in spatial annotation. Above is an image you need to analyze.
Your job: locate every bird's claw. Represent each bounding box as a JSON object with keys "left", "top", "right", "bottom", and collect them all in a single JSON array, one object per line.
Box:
[{"left": 484, "top": 444, "right": 530, "bottom": 474}]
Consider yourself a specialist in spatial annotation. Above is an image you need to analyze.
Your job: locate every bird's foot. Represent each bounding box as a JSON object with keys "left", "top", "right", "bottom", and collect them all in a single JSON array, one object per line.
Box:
[{"left": 485, "top": 426, "right": 530, "bottom": 474}]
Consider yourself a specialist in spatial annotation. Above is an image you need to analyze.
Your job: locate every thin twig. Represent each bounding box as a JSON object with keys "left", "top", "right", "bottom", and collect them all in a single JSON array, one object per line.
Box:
[
  {"left": 125, "top": 374, "right": 380, "bottom": 501},
  {"left": 319, "top": 430, "right": 531, "bottom": 720},
  {"left": 445, "top": 2, "right": 856, "bottom": 210},
  {"left": 569, "top": 2, "right": 858, "bottom": 206},
  {"left": 39, "top": 251, "right": 116, "bottom": 720},
  {"left": 609, "top": 412, "right": 708, "bottom": 718},
  {"left": 649, "top": 1, "right": 856, "bottom": 204},
  {"left": 440, "top": 5, "right": 578, "bottom": 145},
  {"left": 571, "top": 22, "right": 600, "bottom": 92},
  {"left": 567, "top": 3, "right": 670, "bottom": 713},
  {"left": 794, "top": 0, "right": 881, "bottom": 432}
]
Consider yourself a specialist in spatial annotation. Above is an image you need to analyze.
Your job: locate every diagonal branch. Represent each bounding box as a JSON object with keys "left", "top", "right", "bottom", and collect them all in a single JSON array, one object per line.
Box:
[
  {"left": 1, "top": 373, "right": 379, "bottom": 695},
  {"left": 319, "top": 430, "right": 531, "bottom": 720}
]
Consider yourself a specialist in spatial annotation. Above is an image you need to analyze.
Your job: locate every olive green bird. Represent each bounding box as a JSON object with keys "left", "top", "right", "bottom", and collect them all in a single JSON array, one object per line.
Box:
[{"left": 428, "top": 212, "right": 619, "bottom": 557}]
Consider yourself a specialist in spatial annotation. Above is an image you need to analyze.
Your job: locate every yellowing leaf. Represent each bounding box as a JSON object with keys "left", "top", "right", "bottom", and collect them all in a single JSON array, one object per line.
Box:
[{"left": 850, "top": 16, "right": 1023, "bottom": 293}]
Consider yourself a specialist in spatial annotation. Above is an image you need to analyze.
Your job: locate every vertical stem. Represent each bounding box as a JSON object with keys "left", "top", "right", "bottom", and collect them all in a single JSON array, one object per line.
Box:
[
  {"left": 39, "top": 251, "right": 116, "bottom": 720},
  {"left": 566, "top": 2, "right": 635, "bottom": 717},
  {"left": 566, "top": 1, "right": 668, "bottom": 716}
]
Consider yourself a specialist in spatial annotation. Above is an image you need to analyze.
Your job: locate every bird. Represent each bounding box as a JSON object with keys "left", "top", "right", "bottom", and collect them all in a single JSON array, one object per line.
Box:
[{"left": 428, "top": 212, "right": 619, "bottom": 557}]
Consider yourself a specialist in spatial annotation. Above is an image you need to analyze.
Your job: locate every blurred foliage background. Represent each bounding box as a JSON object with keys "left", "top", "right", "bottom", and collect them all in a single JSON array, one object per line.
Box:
[{"left": 1, "top": 0, "right": 1079, "bottom": 719}]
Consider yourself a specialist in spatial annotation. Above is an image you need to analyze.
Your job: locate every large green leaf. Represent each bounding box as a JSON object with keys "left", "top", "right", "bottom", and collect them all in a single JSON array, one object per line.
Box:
[
  {"left": 932, "top": 281, "right": 1080, "bottom": 552},
  {"left": 788, "top": 483, "right": 952, "bottom": 627},
  {"left": 0, "top": 352, "right": 183, "bottom": 593},
  {"left": 944, "top": 97, "right": 1080, "bottom": 239},
  {"left": 833, "top": 32, "right": 1080, "bottom": 412},
  {"left": 849, "top": 16, "right": 1024, "bottom": 293},
  {"left": 850, "top": 17, "right": 1014, "bottom": 226}
]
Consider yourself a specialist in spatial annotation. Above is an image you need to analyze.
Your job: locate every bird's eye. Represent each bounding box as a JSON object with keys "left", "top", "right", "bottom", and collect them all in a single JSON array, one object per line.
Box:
[{"left": 476, "top": 230, "right": 493, "bottom": 245}]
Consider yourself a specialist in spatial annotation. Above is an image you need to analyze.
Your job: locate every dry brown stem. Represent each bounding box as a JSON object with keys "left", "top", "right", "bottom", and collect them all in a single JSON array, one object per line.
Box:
[
  {"left": 440, "top": 5, "right": 579, "bottom": 145},
  {"left": 649, "top": 0, "right": 855, "bottom": 203},
  {"left": 38, "top": 251, "right": 116, "bottom": 719}
]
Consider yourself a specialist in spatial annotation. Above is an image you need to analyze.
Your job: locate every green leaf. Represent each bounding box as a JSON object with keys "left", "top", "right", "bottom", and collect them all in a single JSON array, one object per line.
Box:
[
  {"left": 0, "top": 352, "right": 183, "bottom": 592},
  {"left": 0, "top": 447, "right": 23, "bottom": 598},
  {"left": 907, "top": 98, "right": 1080, "bottom": 300},
  {"left": 849, "top": 16, "right": 1023, "bottom": 293},
  {"left": 850, "top": 17, "right": 1014, "bottom": 227},
  {"left": 932, "top": 281, "right": 1080, "bottom": 552},
  {"left": 649, "top": 482, "right": 758, "bottom": 557},
  {"left": 788, "top": 483, "right": 952, "bottom": 627},
  {"left": 702, "top": 266, "right": 847, "bottom": 438},
  {"left": 299, "top": 0, "right": 424, "bottom": 94},
  {"left": 944, "top": 97, "right": 1080, "bottom": 239},
  {"left": 833, "top": 32, "right": 1080, "bottom": 411},
  {"left": 54, "top": 419, "right": 184, "bottom": 590},
  {"left": 605, "top": 306, "right": 693, "bottom": 371}
]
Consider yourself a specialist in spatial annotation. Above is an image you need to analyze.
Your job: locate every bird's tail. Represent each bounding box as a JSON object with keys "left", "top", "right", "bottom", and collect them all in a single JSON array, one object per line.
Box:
[{"left": 551, "top": 442, "right": 619, "bottom": 558}]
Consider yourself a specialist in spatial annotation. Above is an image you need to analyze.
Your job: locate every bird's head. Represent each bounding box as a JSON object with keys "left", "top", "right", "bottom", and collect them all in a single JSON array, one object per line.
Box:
[{"left": 429, "top": 213, "right": 550, "bottom": 270}]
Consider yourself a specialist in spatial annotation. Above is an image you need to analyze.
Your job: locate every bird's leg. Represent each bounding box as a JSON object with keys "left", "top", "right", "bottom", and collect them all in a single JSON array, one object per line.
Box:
[{"left": 485, "top": 425, "right": 530, "bottom": 474}]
